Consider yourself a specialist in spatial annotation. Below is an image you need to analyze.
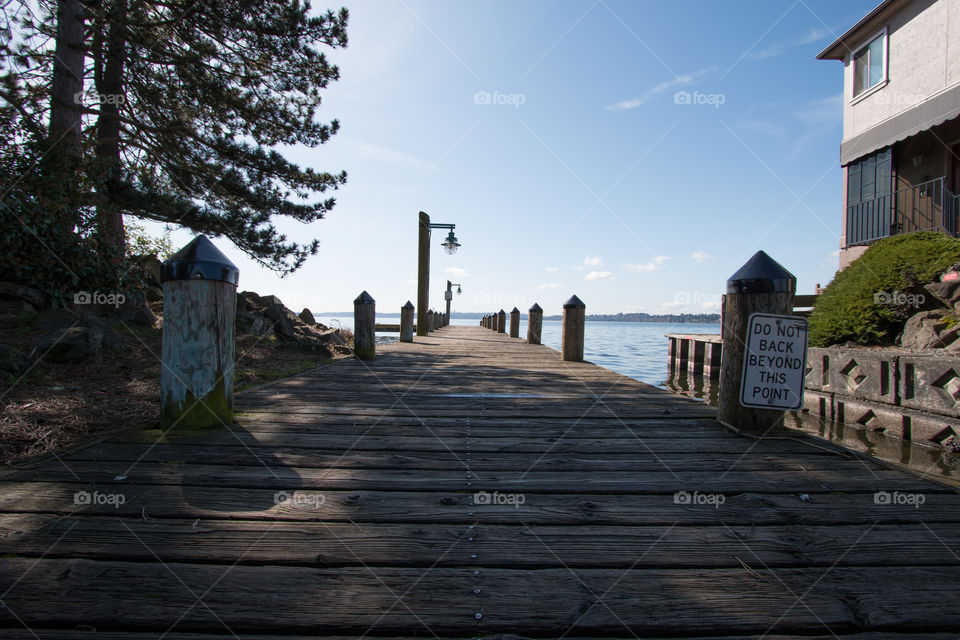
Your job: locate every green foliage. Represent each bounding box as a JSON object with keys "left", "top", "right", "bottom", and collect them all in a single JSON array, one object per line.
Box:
[
  {"left": 808, "top": 232, "right": 960, "bottom": 346},
  {"left": 0, "top": 138, "right": 149, "bottom": 306},
  {"left": 125, "top": 221, "right": 174, "bottom": 260}
]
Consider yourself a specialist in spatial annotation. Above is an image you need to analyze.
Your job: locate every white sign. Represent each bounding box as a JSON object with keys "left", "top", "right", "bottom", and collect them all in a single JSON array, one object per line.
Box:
[{"left": 740, "top": 313, "right": 808, "bottom": 410}]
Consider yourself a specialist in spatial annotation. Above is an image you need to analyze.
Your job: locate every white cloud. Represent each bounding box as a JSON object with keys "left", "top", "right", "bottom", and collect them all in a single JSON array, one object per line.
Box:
[
  {"left": 545, "top": 266, "right": 559, "bottom": 272},
  {"left": 624, "top": 256, "right": 670, "bottom": 272},
  {"left": 585, "top": 270, "right": 614, "bottom": 281},
  {"left": 583, "top": 255, "right": 603, "bottom": 267},
  {"left": 606, "top": 66, "right": 717, "bottom": 111},
  {"left": 691, "top": 251, "right": 712, "bottom": 263},
  {"left": 744, "top": 28, "right": 831, "bottom": 62},
  {"left": 538, "top": 282, "right": 563, "bottom": 290},
  {"left": 342, "top": 137, "right": 435, "bottom": 172},
  {"left": 445, "top": 267, "right": 470, "bottom": 278}
]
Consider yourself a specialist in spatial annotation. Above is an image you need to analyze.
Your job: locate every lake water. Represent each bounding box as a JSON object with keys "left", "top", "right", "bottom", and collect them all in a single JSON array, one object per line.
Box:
[{"left": 316, "top": 316, "right": 719, "bottom": 387}]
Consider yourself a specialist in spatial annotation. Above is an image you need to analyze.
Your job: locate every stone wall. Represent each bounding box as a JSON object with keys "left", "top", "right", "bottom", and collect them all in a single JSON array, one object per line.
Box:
[{"left": 804, "top": 346, "right": 960, "bottom": 446}]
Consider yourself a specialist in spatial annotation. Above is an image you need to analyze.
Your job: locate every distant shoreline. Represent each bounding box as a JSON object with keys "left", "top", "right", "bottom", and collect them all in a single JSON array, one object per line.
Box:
[{"left": 317, "top": 312, "right": 720, "bottom": 324}]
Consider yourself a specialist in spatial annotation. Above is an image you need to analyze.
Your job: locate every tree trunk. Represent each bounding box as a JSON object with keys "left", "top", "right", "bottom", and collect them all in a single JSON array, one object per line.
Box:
[
  {"left": 95, "top": 0, "right": 128, "bottom": 256},
  {"left": 48, "top": 0, "right": 85, "bottom": 145}
]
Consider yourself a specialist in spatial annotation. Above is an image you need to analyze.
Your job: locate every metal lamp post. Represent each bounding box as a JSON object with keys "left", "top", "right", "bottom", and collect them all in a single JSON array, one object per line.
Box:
[
  {"left": 445, "top": 280, "right": 462, "bottom": 326},
  {"left": 417, "top": 211, "right": 461, "bottom": 336}
]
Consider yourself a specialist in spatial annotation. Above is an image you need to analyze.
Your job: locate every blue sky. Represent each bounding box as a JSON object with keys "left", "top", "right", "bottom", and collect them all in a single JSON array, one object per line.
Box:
[{"left": 147, "top": 0, "right": 878, "bottom": 315}]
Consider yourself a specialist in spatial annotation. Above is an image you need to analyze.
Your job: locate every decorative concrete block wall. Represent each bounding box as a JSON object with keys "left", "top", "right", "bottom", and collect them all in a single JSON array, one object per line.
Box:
[{"left": 804, "top": 346, "right": 960, "bottom": 445}]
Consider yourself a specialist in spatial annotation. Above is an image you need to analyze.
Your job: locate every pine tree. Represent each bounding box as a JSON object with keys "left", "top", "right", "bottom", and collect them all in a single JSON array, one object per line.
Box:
[{"left": 3, "top": 0, "right": 348, "bottom": 275}]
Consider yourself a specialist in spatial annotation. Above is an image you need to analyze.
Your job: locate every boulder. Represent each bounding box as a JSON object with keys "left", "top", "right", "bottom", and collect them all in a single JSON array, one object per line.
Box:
[
  {"left": 0, "top": 345, "right": 27, "bottom": 381},
  {"left": 118, "top": 291, "right": 157, "bottom": 327},
  {"left": 925, "top": 278, "right": 960, "bottom": 311},
  {"left": 900, "top": 310, "right": 960, "bottom": 350},
  {"left": 0, "top": 282, "right": 46, "bottom": 308},
  {"left": 318, "top": 328, "right": 348, "bottom": 346},
  {"left": 236, "top": 312, "right": 271, "bottom": 337},
  {"left": 33, "top": 308, "right": 122, "bottom": 351},
  {"left": 263, "top": 301, "right": 297, "bottom": 340},
  {"left": 132, "top": 254, "right": 163, "bottom": 287},
  {"left": 31, "top": 326, "right": 103, "bottom": 363},
  {"left": 299, "top": 308, "right": 316, "bottom": 326}
]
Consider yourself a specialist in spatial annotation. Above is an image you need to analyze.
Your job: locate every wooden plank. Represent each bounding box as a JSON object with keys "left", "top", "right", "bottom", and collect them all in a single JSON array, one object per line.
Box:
[
  {"left": 51, "top": 443, "right": 849, "bottom": 472},
  {"left": 1, "top": 559, "right": 959, "bottom": 635},
  {"left": 3, "top": 514, "right": 959, "bottom": 570},
  {"left": 1, "top": 482, "right": 958, "bottom": 525},
  {"left": 3, "top": 462, "right": 938, "bottom": 494},
  {"left": 104, "top": 430, "right": 831, "bottom": 455}
]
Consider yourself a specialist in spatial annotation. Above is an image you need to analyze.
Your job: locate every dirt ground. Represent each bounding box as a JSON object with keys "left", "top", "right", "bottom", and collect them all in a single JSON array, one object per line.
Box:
[{"left": 0, "top": 301, "right": 351, "bottom": 464}]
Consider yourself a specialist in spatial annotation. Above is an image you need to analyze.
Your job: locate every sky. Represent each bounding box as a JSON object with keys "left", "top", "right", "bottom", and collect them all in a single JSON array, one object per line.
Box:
[{"left": 145, "top": 0, "right": 880, "bottom": 316}]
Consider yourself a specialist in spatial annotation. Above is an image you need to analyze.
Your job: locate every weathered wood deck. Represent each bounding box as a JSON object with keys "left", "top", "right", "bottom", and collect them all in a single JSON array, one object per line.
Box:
[{"left": 2, "top": 325, "right": 960, "bottom": 639}]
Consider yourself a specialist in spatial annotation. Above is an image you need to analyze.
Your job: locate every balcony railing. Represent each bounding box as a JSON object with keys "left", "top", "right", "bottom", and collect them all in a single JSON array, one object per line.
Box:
[{"left": 847, "top": 177, "right": 959, "bottom": 246}]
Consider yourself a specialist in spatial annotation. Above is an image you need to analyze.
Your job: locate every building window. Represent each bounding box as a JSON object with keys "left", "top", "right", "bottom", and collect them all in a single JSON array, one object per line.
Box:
[
  {"left": 847, "top": 147, "right": 893, "bottom": 206},
  {"left": 853, "top": 31, "right": 886, "bottom": 98}
]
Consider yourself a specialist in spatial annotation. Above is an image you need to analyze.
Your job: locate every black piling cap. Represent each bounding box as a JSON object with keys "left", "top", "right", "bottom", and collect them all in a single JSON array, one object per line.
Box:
[
  {"left": 511, "top": 307, "right": 520, "bottom": 313},
  {"left": 563, "top": 295, "right": 585, "bottom": 309},
  {"left": 529, "top": 303, "right": 543, "bottom": 312},
  {"left": 161, "top": 235, "right": 239, "bottom": 285},
  {"left": 498, "top": 309, "right": 505, "bottom": 315},
  {"left": 355, "top": 291, "right": 375, "bottom": 305},
  {"left": 402, "top": 300, "right": 414, "bottom": 310},
  {"left": 727, "top": 251, "right": 796, "bottom": 294}
]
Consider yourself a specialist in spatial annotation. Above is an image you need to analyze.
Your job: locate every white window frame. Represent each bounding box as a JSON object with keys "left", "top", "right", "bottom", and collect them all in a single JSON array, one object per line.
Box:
[{"left": 850, "top": 27, "right": 888, "bottom": 103}]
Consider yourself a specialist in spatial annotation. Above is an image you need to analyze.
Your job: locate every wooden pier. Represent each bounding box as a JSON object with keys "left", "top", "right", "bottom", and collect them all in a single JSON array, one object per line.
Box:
[{"left": 1, "top": 325, "right": 960, "bottom": 639}]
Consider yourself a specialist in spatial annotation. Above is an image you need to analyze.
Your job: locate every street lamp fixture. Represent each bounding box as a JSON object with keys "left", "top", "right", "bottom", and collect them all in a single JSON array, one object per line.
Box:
[
  {"left": 417, "top": 212, "right": 462, "bottom": 336},
  {"left": 441, "top": 230, "right": 460, "bottom": 255}
]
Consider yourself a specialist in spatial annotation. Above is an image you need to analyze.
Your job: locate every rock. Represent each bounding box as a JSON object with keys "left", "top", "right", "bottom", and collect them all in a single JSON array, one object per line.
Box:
[
  {"left": 31, "top": 326, "right": 103, "bottom": 363},
  {"left": 0, "top": 345, "right": 27, "bottom": 380},
  {"left": 236, "top": 312, "right": 271, "bottom": 336},
  {"left": 132, "top": 254, "right": 163, "bottom": 287},
  {"left": 0, "top": 282, "right": 46, "bottom": 308},
  {"left": 118, "top": 291, "right": 157, "bottom": 327},
  {"left": 33, "top": 308, "right": 122, "bottom": 351},
  {"left": 924, "top": 279, "right": 960, "bottom": 311},
  {"left": 318, "top": 328, "right": 348, "bottom": 346},
  {"left": 900, "top": 309, "right": 960, "bottom": 350},
  {"left": 263, "top": 301, "right": 297, "bottom": 340},
  {"left": 299, "top": 308, "right": 316, "bottom": 326}
]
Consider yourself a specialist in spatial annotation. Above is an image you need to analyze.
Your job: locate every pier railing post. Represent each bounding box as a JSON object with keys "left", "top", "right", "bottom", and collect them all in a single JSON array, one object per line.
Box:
[
  {"left": 354, "top": 291, "right": 376, "bottom": 360},
  {"left": 400, "top": 300, "right": 415, "bottom": 343},
  {"left": 717, "top": 251, "right": 796, "bottom": 434},
  {"left": 509, "top": 307, "right": 520, "bottom": 338},
  {"left": 160, "top": 235, "right": 239, "bottom": 430},
  {"left": 561, "top": 295, "right": 585, "bottom": 362},
  {"left": 527, "top": 303, "right": 543, "bottom": 344},
  {"left": 497, "top": 309, "right": 506, "bottom": 334}
]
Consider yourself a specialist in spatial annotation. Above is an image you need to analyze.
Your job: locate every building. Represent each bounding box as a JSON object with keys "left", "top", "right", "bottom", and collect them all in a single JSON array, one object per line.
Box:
[{"left": 817, "top": 0, "right": 960, "bottom": 269}]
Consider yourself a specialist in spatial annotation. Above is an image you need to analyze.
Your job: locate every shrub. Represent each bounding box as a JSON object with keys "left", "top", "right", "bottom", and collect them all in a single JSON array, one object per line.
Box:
[{"left": 808, "top": 232, "right": 960, "bottom": 347}]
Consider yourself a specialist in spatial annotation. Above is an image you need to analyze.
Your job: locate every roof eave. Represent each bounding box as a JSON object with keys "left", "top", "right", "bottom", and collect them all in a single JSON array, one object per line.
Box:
[{"left": 815, "top": 0, "right": 902, "bottom": 61}]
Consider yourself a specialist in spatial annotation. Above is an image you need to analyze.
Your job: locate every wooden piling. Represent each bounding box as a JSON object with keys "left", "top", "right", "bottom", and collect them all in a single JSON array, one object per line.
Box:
[
  {"left": 417, "top": 212, "right": 430, "bottom": 337},
  {"left": 354, "top": 291, "right": 376, "bottom": 360},
  {"left": 717, "top": 251, "right": 795, "bottom": 435},
  {"left": 509, "top": 307, "right": 520, "bottom": 338},
  {"left": 527, "top": 303, "right": 543, "bottom": 344},
  {"left": 400, "top": 301, "right": 414, "bottom": 343},
  {"left": 160, "top": 236, "right": 239, "bottom": 430},
  {"left": 561, "top": 295, "right": 585, "bottom": 362},
  {"left": 497, "top": 309, "right": 506, "bottom": 334}
]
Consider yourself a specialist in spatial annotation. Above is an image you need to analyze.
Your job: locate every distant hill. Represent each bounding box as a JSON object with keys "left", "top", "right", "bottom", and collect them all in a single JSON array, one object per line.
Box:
[
  {"left": 543, "top": 312, "right": 719, "bottom": 323},
  {"left": 317, "top": 311, "right": 720, "bottom": 324}
]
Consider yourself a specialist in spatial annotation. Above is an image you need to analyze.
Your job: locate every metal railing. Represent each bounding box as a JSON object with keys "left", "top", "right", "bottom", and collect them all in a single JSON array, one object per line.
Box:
[{"left": 847, "top": 177, "right": 959, "bottom": 246}]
